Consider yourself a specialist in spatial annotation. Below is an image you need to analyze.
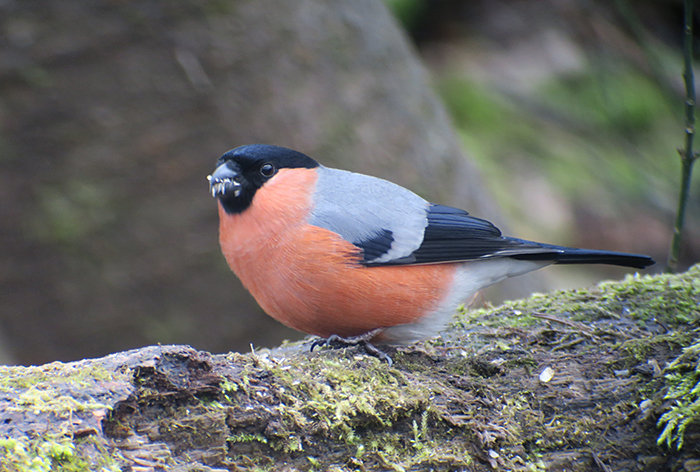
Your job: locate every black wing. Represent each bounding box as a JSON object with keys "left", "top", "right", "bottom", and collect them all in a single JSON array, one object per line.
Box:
[
  {"left": 407, "top": 204, "right": 552, "bottom": 264},
  {"left": 364, "top": 204, "right": 654, "bottom": 269}
]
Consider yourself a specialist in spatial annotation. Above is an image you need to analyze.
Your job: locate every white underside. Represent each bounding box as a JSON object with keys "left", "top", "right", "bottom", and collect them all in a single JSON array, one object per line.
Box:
[{"left": 379, "top": 258, "right": 551, "bottom": 345}]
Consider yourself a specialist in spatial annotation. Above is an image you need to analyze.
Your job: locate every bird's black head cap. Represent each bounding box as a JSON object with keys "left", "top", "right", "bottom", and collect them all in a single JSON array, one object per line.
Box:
[{"left": 209, "top": 144, "right": 319, "bottom": 214}]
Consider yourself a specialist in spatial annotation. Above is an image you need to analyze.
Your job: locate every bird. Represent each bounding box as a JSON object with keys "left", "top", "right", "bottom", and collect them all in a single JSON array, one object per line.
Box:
[{"left": 208, "top": 144, "right": 654, "bottom": 347}]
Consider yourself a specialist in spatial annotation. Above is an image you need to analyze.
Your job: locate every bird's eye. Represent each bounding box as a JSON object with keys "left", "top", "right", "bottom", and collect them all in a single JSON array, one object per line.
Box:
[{"left": 260, "top": 163, "right": 275, "bottom": 177}]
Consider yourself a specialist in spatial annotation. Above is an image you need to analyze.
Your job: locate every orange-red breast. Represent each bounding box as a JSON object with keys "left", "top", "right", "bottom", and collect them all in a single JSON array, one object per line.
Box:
[{"left": 208, "top": 144, "right": 654, "bottom": 344}]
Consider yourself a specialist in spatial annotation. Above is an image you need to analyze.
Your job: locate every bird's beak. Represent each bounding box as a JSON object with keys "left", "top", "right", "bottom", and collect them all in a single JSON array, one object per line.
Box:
[{"left": 207, "top": 163, "right": 242, "bottom": 198}]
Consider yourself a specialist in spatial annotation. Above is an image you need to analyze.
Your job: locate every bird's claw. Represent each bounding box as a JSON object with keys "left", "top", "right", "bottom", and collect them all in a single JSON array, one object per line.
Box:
[{"left": 310, "top": 329, "right": 392, "bottom": 366}]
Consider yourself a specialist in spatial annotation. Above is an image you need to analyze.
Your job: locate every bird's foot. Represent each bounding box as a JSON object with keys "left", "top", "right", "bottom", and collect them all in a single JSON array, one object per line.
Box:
[{"left": 310, "top": 328, "right": 392, "bottom": 366}]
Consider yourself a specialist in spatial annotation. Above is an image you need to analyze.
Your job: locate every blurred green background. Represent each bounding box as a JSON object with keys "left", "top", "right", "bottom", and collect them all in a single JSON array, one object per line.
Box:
[
  {"left": 0, "top": 0, "right": 693, "bottom": 365},
  {"left": 391, "top": 0, "right": 692, "bottom": 263}
]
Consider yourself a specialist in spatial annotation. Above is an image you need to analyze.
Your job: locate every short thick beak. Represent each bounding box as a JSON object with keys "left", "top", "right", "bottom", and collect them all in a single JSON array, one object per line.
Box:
[{"left": 207, "top": 163, "right": 242, "bottom": 198}]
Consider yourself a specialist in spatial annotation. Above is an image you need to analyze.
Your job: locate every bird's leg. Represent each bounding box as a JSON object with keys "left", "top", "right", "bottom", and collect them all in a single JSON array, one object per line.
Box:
[
  {"left": 310, "top": 327, "right": 382, "bottom": 350},
  {"left": 310, "top": 328, "right": 392, "bottom": 366}
]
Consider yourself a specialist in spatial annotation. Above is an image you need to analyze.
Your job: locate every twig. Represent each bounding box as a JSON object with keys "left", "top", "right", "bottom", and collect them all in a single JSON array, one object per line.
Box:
[
  {"left": 592, "top": 451, "right": 614, "bottom": 472},
  {"left": 668, "top": 0, "right": 699, "bottom": 272},
  {"left": 550, "top": 336, "right": 587, "bottom": 352},
  {"left": 532, "top": 313, "right": 594, "bottom": 333}
]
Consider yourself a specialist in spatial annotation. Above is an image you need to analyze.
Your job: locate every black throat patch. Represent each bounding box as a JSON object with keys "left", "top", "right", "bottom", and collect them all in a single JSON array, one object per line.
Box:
[{"left": 213, "top": 145, "right": 319, "bottom": 215}]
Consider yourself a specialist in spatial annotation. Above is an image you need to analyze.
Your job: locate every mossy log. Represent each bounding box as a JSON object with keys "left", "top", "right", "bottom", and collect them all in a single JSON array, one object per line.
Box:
[{"left": 2, "top": 266, "right": 700, "bottom": 471}]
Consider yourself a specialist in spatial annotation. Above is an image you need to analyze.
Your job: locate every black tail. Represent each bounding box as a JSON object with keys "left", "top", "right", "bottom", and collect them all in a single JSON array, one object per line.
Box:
[{"left": 509, "top": 241, "right": 655, "bottom": 270}]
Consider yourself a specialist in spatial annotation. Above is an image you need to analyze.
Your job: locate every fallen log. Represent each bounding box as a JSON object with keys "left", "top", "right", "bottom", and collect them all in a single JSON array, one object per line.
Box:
[{"left": 2, "top": 266, "right": 699, "bottom": 471}]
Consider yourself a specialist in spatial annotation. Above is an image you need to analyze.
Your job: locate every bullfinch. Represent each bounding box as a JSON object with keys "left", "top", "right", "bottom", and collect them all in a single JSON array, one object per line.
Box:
[{"left": 208, "top": 144, "right": 654, "bottom": 346}]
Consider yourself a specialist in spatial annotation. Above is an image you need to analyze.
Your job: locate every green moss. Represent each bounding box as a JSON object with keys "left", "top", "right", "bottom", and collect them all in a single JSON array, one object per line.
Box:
[
  {"left": 213, "top": 352, "right": 475, "bottom": 470},
  {"left": 269, "top": 356, "right": 428, "bottom": 436},
  {"left": 456, "top": 265, "right": 700, "bottom": 330},
  {"left": 0, "top": 362, "right": 114, "bottom": 391},
  {"left": 596, "top": 268, "right": 700, "bottom": 324},
  {"left": 0, "top": 360, "right": 131, "bottom": 471},
  {"left": 618, "top": 332, "right": 695, "bottom": 364},
  {"left": 0, "top": 363, "right": 117, "bottom": 417},
  {"left": 657, "top": 340, "right": 700, "bottom": 450},
  {"left": 227, "top": 433, "right": 268, "bottom": 445},
  {"left": 0, "top": 436, "right": 122, "bottom": 472},
  {"left": 440, "top": 266, "right": 700, "bottom": 465}
]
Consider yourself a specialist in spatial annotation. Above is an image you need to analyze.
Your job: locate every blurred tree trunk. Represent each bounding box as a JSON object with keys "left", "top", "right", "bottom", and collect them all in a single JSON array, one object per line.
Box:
[{"left": 0, "top": 0, "right": 541, "bottom": 365}]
